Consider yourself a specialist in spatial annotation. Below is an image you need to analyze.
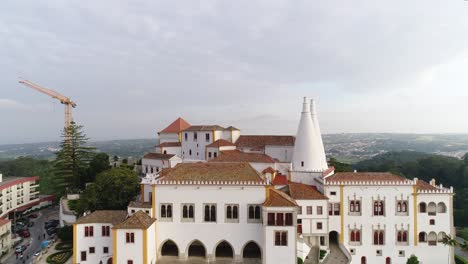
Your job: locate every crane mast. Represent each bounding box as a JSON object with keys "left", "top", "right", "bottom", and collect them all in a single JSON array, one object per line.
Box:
[{"left": 19, "top": 79, "right": 77, "bottom": 130}]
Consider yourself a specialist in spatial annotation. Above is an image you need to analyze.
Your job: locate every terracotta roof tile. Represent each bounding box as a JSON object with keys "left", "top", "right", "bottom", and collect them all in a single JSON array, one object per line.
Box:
[
  {"left": 143, "top": 153, "right": 175, "bottom": 160},
  {"left": 416, "top": 179, "right": 438, "bottom": 191},
  {"left": 263, "top": 188, "right": 297, "bottom": 207},
  {"left": 159, "top": 117, "right": 191, "bottom": 134},
  {"left": 235, "top": 135, "right": 295, "bottom": 149},
  {"left": 128, "top": 201, "right": 152, "bottom": 208},
  {"left": 159, "top": 162, "right": 264, "bottom": 183},
  {"left": 288, "top": 183, "right": 328, "bottom": 200},
  {"left": 326, "top": 172, "right": 408, "bottom": 183},
  {"left": 183, "top": 125, "right": 226, "bottom": 131},
  {"left": 75, "top": 210, "right": 127, "bottom": 225},
  {"left": 206, "top": 139, "right": 236, "bottom": 148},
  {"left": 210, "top": 150, "right": 276, "bottom": 163},
  {"left": 272, "top": 174, "right": 288, "bottom": 186},
  {"left": 113, "top": 210, "right": 156, "bottom": 229},
  {"left": 159, "top": 142, "right": 181, "bottom": 147}
]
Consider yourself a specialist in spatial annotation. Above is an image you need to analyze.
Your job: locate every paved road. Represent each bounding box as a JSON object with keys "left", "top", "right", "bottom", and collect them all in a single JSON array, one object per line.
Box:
[{"left": 4, "top": 207, "right": 58, "bottom": 264}]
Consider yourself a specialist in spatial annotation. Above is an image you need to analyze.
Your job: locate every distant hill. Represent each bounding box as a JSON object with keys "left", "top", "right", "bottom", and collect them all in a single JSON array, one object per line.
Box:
[
  {"left": 2, "top": 133, "right": 468, "bottom": 162},
  {"left": 0, "top": 139, "right": 156, "bottom": 161}
]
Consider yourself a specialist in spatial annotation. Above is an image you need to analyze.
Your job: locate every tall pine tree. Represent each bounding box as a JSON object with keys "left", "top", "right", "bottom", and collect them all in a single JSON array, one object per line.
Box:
[{"left": 54, "top": 122, "right": 95, "bottom": 195}]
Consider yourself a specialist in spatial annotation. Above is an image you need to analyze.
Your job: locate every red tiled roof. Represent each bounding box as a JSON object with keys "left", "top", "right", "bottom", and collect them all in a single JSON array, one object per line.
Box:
[
  {"left": 159, "top": 162, "right": 264, "bottom": 183},
  {"left": 159, "top": 118, "right": 191, "bottom": 134},
  {"left": 206, "top": 139, "right": 236, "bottom": 148},
  {"left": 288, "top": 182, "right": 328, "bottom": 200},
  {"left": 326, "top": 172, "right": 408, "bottom": 183},
  {"left": 159, "top": 142, "right": 181, "bottom": 147},
  {"left": 262, "top": 167, "right": 276, "bottom": 174},
  {"left": 183, "top": 125, "right": 226, "bottom": 131},
  {"left": 416, "top": 179, "right": 438, "bottom": 191},
  {"left": 272, "top": 174, "right": 288, "bottom": 185},
  {"left": 210, "top": 150, "right": 276, "bottom": 163},
  {"left": 143, "top": 153, "right": 175, "bottom": 160},
  {"left": 263, "top": 188, "right": 297, "bottom": 207},
  {"left": 235, "top": 135, "right": 295, "bottom": 149}
]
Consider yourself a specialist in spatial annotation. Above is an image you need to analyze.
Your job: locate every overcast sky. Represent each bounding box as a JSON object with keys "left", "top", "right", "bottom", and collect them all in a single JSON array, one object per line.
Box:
[{"left": 1, "top": 0, "right": 468, "bottom": 144}]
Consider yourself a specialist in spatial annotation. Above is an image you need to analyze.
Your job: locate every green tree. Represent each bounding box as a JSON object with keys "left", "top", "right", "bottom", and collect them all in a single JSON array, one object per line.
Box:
[
  {"left": 113, "top": 155, "right": 119, "bottom": 162},
  {"left": 86, "top": 153, "right": 111, "bottom": 183},
  {"left": 329, "top": 157, "right": 352, "bottom": 172},
  {"left": 53, "top": 122, "right": 95, "bottom": 195},
  {"left": 77, "top": 167, "right": 139, "bottom": 214},
  {"left": 407, "top": 255, "right": 419, "bottom": 264}
]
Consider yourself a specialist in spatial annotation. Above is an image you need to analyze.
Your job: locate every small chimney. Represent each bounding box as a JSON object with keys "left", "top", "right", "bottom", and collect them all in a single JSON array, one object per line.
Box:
[
  {"left": 353, "top": 170, "right": 357, "bottom": 173},
  {"left": 430, "top": 179, "right": 436, "bottom": 187},
  {"left": 0, "top": 174, "right": 2, "bottom": 182}
]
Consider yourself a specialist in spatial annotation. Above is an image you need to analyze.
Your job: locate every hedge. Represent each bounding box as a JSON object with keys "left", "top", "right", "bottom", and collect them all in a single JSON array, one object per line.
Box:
[
  {"left": 55, "top": 242, "right": 72, "bottom": 251},
  {"left": 456, "top": 255, "right": 468, "bottom": 264},
  {"left": 46, "top": 250, "right": 72, "bottom": 264}
]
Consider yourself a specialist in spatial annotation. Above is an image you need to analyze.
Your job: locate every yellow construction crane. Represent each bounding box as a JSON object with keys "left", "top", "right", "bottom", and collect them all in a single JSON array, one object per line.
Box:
[{"left": 19, "top": 79, "right": 77, "bottom": 129}]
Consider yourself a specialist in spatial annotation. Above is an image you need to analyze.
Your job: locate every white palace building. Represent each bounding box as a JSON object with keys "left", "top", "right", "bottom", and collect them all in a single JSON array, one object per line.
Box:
[{"left": 73, "top": 98, "right": 455, "bottom": 264}]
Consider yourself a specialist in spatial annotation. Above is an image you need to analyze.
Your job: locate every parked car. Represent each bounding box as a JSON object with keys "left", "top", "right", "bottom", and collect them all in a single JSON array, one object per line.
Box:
[
  {"left": 46, "top": 227, "right": 57, "bottom": 236},
  {"left": 19, "top": 230, "right": 30, "bottom": 238}
]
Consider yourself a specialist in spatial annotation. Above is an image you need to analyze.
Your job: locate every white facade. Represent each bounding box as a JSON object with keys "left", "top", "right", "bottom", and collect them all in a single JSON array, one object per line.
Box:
[
  {"left": 158, "top": 132, "right": 180, "bottom": 144},
  {"left": 265, "top": 145, "right": 294, "bottom": 163},
  {"left": 181, "top": 130, "right": 226, "bottom": 160},
  {"left": 324, "top": 177, "right": 454, "bottom": 264},
  {"left": 0, "top": 175, "right": 40, "bottom": 218},
  {"left": 142, "top": 155, "right": 182, "bottom": 174},
  {"left": 74, "top": 223, "right": 114, "bottom": 264},
  {"left": 154, "top": 185, "right": 266, "bottom": 261}
]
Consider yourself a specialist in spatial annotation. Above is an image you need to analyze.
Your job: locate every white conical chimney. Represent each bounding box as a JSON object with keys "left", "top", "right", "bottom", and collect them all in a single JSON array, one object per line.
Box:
[
  {"left": 310, "top": 99, "right": 328, "bottom": 170},
  {"left": 291, "top": 97, "right": 328, "bottom": 172}
]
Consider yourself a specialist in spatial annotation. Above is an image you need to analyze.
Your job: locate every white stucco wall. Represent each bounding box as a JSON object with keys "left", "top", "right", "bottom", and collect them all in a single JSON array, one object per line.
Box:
[
  {"left": 75, "top": 223, "right": 114, "bottom": 264},
  {"left": 265, "top": 145, "right": 294, "bottom": 163},
  {"left": 159, "top": 133, "right": 180, "bottom": 144},
  {"left": 142, "top": 157, "right": 181, "bottom": 174},
  {"left": 262, "top": 207, "right": 297, "bottom": 264},
  {"left": 115, "top": 229, "right": 144, "bottom": 264},
  {"left": 155, "top": 185, "right": 266, "bottom": 260}
]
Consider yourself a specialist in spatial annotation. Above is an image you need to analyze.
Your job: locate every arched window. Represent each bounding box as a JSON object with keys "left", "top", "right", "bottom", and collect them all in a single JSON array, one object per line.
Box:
[
  {"left": 373, "top": 200, "right": 384, "bottom": 216},
  {"left": 428, "top": 202, "right": 437, "bottom": 216},
  {"left": 227, "top": 206, "right": 232, "bottom": 219},
  {"left": 233, "top": 206, "right": 238, "bottom": 219},
  {"left": 189, "top": 205, "right": 194, "bottom": 218},
  {"left": 437, "top": 202, "right": 447, "bottom": 213},
  {"left": 161, "top": 205, "right": 167, "bottom": 218},
  {"left": 419, "top": 202, "right": 427, "bottom": 213},
  {"left": 255, "top": 206, "right": 261, "bottom": 219},
  {"left": 386, "top": 257, "right": 391, "bottom": 264},
  {"left": 249, "top": 206, "right": 254, "bottom": 219},
  {"left": 402, "top": 202, "right": 407, "bottom": 212},
  {"left": 428, "top": 232, "right": 437, "bottom": 246},
  {"left": 350, "top": 230, "right": 361, "bottom": 243},
  {"left": 163, "top": 150, "right": 167, "bottom": 154},
  {"left": 419, "top": 232, "right": 427, "bottom": 242},
  {"left": 438, "top": 232, "right": 447, "bottom": 242},
  {"left": 210, "top": 205, "right": 216, "bottom": 221},
  {"left": 189, "top": 149, "right": 192, "bottom": 155},
  {"left": 397, "top": 202, "right": 402, "bottom": 212},
  {"left": 374, "top": 231, "right": 384, "bottom": 245},
  {"left": 183, "top": 205, "right": 188, "bottom": 218},
  {"left": 397, "top": 231, "right": 408, "bottom": 242},
  {"left": 361, "top": 256, "right": 366, "bottom": 264}
]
